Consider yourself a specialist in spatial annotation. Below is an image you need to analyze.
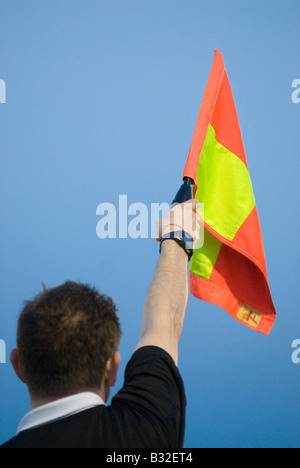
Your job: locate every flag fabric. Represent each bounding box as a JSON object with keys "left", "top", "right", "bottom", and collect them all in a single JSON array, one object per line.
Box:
[{"left": 183, "top": 50, "right": 276, "bottom": 335}]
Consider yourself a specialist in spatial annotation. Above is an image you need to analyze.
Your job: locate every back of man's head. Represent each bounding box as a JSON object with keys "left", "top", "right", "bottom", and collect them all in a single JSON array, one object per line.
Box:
[{"left": 16, "top": 281, "right": 121, "bottom": 400}]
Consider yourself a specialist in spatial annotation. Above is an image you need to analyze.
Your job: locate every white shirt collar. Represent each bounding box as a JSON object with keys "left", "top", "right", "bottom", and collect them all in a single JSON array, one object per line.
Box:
[{"left": 17, "top": 392, "right": 105, "bottom": 434}]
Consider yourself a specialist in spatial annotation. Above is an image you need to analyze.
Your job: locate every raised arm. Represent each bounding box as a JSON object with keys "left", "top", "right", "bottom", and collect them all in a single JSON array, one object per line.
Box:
[{"left": 135, "top": 200, "right": 200, "bottom": 365}]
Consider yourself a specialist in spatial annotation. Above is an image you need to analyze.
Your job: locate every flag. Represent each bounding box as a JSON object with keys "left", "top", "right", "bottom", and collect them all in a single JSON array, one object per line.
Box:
[{"left": 184, "top": 50, "right": 276, "bottom": 335}]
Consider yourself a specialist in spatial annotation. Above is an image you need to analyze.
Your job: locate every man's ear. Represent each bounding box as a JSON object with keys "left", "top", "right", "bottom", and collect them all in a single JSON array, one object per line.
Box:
[
  {"left": 105, "top": 351, "right": 121, "bottom": 388},
  {"left": 10, "top": 348, "right": 26, "bottom": 384}
]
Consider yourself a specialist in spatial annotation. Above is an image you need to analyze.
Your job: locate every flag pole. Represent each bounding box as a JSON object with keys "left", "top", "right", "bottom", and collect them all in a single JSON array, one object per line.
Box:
[{"left": 171, "top": 177, "right": 194, "bottom": 205}]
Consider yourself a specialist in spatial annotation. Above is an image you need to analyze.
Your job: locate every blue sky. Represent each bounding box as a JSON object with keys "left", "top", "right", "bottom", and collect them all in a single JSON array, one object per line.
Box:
[{"left": 0, "top": 0, "right": 299, "bottom": 448}]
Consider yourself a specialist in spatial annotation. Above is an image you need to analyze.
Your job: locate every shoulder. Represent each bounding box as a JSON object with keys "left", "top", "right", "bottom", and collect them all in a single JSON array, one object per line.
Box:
[
  {"left": 109, "top": 346, "right": 186, "bottom": 447},
  {"left": 124, "top": 345, "right": 184, "bottom": 385},
  {"left": 112, "top": 345, "right": 186, "bottom": 414},
  {"left": 127, "top": 345, "right": 178, "bottom": 368}
]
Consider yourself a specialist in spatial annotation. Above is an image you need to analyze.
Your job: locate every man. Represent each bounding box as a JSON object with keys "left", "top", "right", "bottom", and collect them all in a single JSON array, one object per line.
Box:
[{"left": 1, "top": 200, "right": 200, "bottom": 448}]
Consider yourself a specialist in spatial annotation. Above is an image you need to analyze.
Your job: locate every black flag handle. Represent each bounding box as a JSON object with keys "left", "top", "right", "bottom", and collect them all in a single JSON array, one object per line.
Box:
[{"left": 171, "top": 177, "right": 194, "bottom": 205}]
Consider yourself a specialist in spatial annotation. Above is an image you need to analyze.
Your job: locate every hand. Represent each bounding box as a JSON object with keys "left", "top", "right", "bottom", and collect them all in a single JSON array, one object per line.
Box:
[{"left": 156, "top": 199, "right": 202, "bottom": 249}]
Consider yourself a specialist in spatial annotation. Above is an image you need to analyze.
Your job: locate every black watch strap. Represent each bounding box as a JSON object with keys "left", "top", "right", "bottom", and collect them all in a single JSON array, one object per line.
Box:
[{"left": 160, "top": 230, "right": 194, "bottom": 261}]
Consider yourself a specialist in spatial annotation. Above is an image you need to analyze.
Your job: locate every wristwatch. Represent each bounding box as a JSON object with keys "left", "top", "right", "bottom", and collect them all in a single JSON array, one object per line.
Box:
[{"left": 160, "top": 230, "right": 194, "bottom": 261}]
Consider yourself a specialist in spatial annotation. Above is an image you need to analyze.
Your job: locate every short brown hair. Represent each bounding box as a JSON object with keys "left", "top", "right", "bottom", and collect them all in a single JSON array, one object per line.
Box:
[{"left": 17, "top": 281, "right": 121, "bottom": 399}]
